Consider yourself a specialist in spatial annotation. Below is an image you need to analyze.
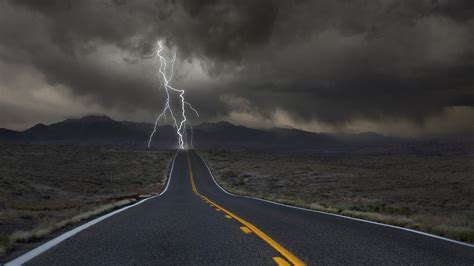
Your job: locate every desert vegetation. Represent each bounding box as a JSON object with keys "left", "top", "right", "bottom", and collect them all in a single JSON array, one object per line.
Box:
[
  {"left": 202, "top": 150, "right": 474, "bottom": 243},
  {"left": 0, "top": 144, "right": 173, "bottom": 257}
]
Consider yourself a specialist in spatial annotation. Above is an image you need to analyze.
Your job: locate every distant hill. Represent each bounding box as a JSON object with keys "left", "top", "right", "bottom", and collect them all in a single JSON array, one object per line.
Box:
[
  {"left": 0, "top": 128, "right": 21, "bottom": 142},
  {"left": 0, "top": 115, "right": 470, "bottom": 153},
  {"left": 0, "top": 116, "right": 174, "bottom": 148},
  {"left": 192, "top": 123, "right": 342, "bottom": 150}
]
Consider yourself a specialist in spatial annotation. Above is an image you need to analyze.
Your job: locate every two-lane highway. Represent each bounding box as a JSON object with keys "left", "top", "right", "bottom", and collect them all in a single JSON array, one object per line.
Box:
[{"left": 7, "top": 150, "right": 474, "bottom": 265}]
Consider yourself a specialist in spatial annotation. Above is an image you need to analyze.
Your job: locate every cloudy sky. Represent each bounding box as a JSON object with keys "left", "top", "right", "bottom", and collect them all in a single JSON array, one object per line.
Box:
[{"left": 0, "top": 0, "right": 473, "bottom": 137}]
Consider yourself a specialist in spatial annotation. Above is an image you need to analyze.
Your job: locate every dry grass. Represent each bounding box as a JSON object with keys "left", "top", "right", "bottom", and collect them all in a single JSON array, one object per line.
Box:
[
  {"left": 1, "top": 199, "right": 135, "bottom": 256},
  {"left": 202, "top": 150, "right": 474, "bottom": 243},
  {"left": 0, "top": 144, "right": 173, "bottom": 257}
]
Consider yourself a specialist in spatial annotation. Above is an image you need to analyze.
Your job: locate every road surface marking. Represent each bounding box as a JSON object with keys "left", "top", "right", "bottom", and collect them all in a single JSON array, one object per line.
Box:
[
  {"left": 6, "top": 152, "right": 179, "bottom": 266},
  {"left": 240, "top": 226, "right": 252, "bottom": 234},
  {"left": 225, "top": 215, "right": 232, "bottom": 219},
  {"left": 273, "top": 257, "right": 291, "bottom": 266},
  {"left": 197, "top": 151, "right": 474, "bottom": 249},
  {"left": 186, "top": 151, "right": 306, "bottom": 266}
]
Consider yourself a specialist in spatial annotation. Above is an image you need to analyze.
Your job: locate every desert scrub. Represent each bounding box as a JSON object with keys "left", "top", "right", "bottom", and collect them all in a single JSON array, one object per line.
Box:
[
  {"left": 10, "top": 199, "right": 135, "bottom": 243},
  {"left": 0, "top": 235, "right": 10, "bottom": 256},
  {"left": 0, "top": 144, "right": 174, "bottom": 257},
  {"left": 0, "top": 199, "right": 135, "bottom": 257},
  {"left": 201, "top": 150, "right": 474, "bottom": 243}
]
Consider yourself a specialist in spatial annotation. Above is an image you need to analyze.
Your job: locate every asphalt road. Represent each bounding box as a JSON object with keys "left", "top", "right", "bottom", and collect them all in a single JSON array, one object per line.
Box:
[{"left": 9, "top": 150, "right": 474, "bottom": 265}]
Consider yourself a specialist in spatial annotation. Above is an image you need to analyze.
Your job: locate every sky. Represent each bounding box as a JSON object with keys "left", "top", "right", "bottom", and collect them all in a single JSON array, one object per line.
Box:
[{"left": 0, "top": 0, "right": 473, "bottom": 137}]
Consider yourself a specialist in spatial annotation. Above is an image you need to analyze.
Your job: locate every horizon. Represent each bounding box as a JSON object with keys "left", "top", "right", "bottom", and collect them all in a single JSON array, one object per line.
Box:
[
  {"left": 2, "top": 114, "right": 473, "bottom": 141},
  {"left": 0, "top": 114, "right": 337, "bottom": 134}
]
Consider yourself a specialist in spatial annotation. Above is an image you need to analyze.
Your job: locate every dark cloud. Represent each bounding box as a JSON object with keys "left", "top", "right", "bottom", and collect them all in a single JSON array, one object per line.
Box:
[{"left": 0, "top": 0, "right": 473, "bottom": 136}]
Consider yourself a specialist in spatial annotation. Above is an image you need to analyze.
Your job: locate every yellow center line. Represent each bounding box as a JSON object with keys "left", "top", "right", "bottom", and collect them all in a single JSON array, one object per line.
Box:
[
  {"left": 186, "top": 151, "right": 306, "bottom": 266},
  {"left": 274, "top": 257, "right": 291, "bottom": 266},
  {"left": 240, "top": 226, "right": 252, "bottom": 234}
]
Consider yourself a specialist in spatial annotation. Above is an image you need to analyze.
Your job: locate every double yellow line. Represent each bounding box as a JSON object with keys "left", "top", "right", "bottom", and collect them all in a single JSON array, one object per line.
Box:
[{"left": 186, "top": 151, "right": 306, "bottom": 266}]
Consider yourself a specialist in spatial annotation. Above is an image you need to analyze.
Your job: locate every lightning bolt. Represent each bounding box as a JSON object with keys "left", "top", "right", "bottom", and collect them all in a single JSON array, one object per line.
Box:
[{"left": 147, "top": 40, "right": 199, "bottom": 149}]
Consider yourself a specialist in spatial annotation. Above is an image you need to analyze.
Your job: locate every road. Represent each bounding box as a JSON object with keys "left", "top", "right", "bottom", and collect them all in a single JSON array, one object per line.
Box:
[{"left": 8, "top": 150, "right": 473, "bottom": 265}]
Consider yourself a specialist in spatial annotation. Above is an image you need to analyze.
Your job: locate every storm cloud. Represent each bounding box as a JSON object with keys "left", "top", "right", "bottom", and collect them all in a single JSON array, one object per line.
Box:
[{"left": 0, "top": 0, "right": 473, "bottom": 137}]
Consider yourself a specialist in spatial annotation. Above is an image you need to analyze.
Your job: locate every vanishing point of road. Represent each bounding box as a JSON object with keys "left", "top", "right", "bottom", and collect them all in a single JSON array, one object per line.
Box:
[{"left": 7, "top": 150, "right": 474, "bottom": 265}]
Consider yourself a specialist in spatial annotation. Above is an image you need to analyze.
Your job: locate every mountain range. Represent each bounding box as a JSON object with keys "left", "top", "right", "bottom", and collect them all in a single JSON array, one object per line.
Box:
[{"left": 0, "top": 115, "right": 470, "bottom": 153}]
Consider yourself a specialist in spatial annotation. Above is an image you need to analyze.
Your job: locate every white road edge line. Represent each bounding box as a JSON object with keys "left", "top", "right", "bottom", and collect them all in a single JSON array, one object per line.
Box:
[
  {"left": 197, "top": 152, "right": 474, "bottom": 249},
  {"left": 6, "top": 152, "right": 179, "bottom": 266}
]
